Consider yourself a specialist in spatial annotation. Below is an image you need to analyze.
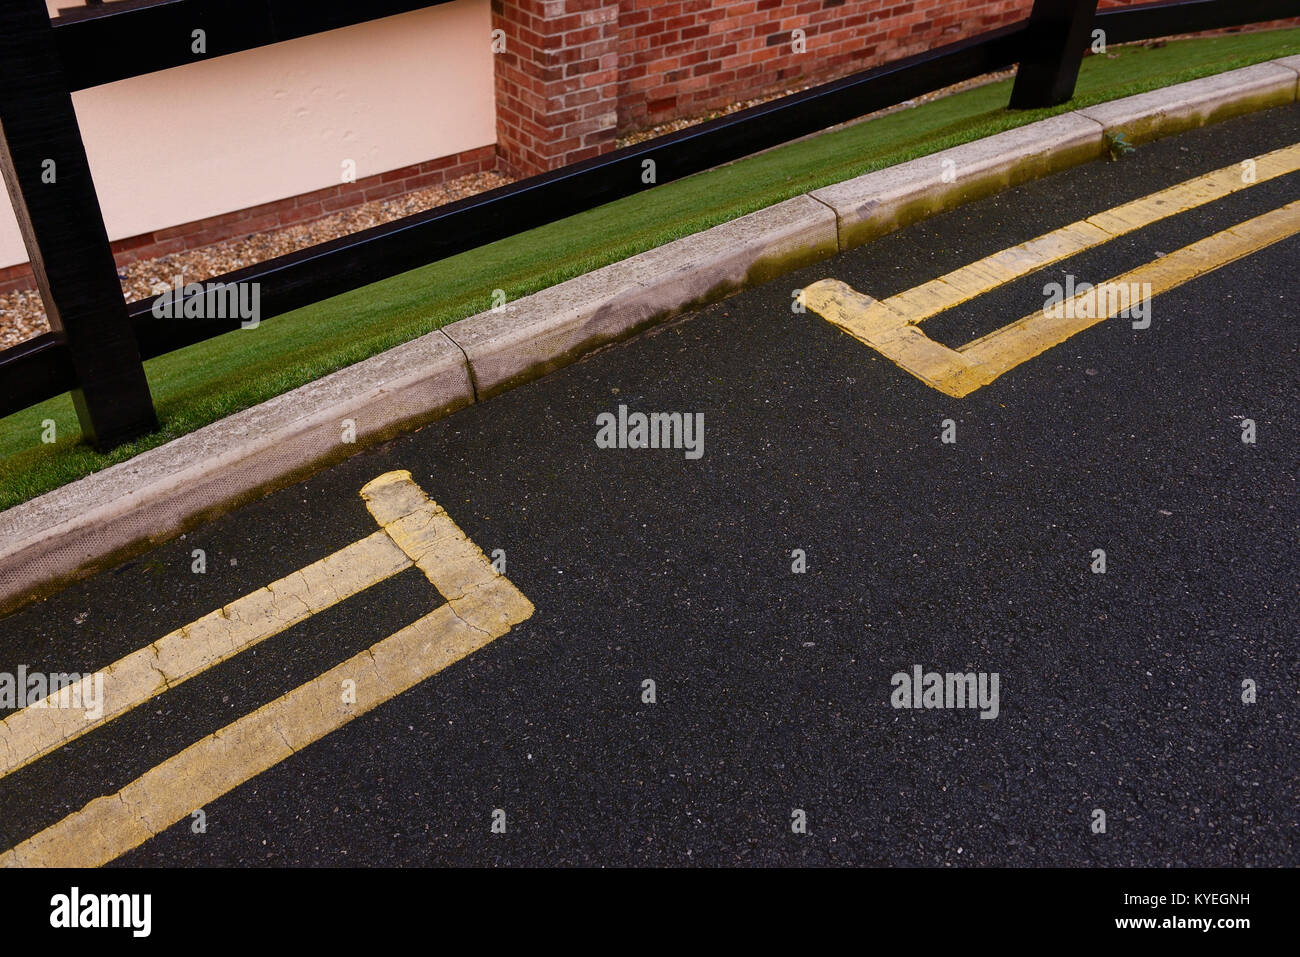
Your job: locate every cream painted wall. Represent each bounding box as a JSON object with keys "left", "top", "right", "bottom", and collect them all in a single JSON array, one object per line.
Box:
[{"left": 3, "top": 1, "right": 496, "bottom": 268}]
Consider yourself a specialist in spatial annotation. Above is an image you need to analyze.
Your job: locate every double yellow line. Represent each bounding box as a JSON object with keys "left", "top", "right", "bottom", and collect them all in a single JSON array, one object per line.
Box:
[
  {"left": 1, "top": 471, "right": 534, "bottom": 867},
  {"left": 802, "top": 143, "right": 1300, "bottom": 396}
]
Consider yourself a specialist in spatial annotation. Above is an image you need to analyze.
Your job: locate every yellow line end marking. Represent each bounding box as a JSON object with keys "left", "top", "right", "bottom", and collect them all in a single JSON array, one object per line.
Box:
[
  {"left": 2, "top": 472, "right": 534, "bottom": 868},
  {"left": 802, "top": 144, "right": 1300, "bottom": 397}
]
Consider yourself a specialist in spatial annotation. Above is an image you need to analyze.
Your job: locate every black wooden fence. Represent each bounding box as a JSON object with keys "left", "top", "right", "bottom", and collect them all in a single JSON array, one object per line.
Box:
[{"left": 0, "top": 0, "right": 1295, "bottom": 448}]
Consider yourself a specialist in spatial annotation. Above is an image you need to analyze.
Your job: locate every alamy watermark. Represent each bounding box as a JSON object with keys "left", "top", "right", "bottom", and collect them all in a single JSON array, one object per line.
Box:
[
  {"left": 1043, "top": 274, "right": 1151, "bottom": 329},
  {"left": 595, "top": 404, "right": 704, "bottom": 459},
  {"left": 0, "top": 666, "right": 104, "bottom": 720},
  {"left": 151, "top": 273, "right": 261, "bottom": 329},
  {"left": 50, "top": 887, "right": 151, "bottom": 937},
  {"left": 890, "top": 664, "right": 999, "bottom": 719}
]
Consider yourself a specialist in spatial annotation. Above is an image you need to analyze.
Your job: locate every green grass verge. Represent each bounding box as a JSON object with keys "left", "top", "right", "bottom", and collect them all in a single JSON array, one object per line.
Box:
[{"left": 2, "top": 28, "right": 1298, "bottom": 512}]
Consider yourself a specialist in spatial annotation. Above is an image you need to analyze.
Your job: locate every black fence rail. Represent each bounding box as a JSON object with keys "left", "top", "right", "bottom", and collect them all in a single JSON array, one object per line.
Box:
[{"left": 1, "top": 0, "right": 1296, "bottom": 447}]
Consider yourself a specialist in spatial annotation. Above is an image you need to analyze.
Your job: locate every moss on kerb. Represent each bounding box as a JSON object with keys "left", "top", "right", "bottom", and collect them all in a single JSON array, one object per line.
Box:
[
  {"left": 836, "top": 135, "right": 1108, "bottom": 251},
  {"left": 475, "top": 227, "right": 838, "bottom": 401},
  {"left": 744, "top": 231, "right": 839, "bottom": 286},
  {"left": 1103, "top": 86, "right": 1297, "bottom": 145}
]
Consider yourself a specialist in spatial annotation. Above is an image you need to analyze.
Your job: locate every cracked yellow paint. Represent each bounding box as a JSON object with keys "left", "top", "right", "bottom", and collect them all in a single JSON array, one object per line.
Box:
[
  {"left": 804, "top": 144, "right": 1300, "bottom": 397},
  {"left": 360, "top": 470, "right": 534, "bottom": 631},
  {"left": 2, "top": 471, "right": 533, "bottom": 867}
]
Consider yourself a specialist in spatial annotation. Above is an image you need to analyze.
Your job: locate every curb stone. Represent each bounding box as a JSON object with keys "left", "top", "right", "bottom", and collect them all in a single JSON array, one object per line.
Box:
[
  {"left": 442, "top": 194, "right": 839, "bottom": 399},
  {"left": 2, "top": 58, "right": 1298, "bottom": 617},
  {"left": 1074, "top": 62, "right": 1298, "bottom": 144},
  {"left": 809, "top": 112, "right": 1107, "bottom": 251}
]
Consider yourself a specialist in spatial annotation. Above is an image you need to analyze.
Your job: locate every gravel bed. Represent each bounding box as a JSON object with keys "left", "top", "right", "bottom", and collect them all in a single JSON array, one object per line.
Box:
[{"left": 0, "top": 169, "right": 512, "bottom": 350}]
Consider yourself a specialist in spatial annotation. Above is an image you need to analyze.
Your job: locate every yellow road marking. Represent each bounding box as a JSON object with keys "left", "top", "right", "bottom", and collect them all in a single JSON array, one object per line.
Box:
[
  {"left": 849, "top": 143, "right": 1300, "bottom": 327},
  {"left": 0, "top": 529, "right": 409, "bottom": 781},
  {"left": 959, "top": 201, "right": 1300, "bottom": 383},
  {"left": 805, "top": 200, "right": 1300, "bottom": 396},
  {"left": 1, "top": 471, "right": 533, "bottom": 868}
]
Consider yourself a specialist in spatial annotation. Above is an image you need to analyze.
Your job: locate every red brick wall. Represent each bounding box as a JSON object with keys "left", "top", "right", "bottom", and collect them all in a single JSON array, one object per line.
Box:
[
  {"left": 492, "top": 0, "right": 623, "bottom": 175},
  {"left": 617, "top": 0, "right": 1029, "bottom": 131},
  {"left": 504, "top": 0, "right": 1299, "bottom": 168}
]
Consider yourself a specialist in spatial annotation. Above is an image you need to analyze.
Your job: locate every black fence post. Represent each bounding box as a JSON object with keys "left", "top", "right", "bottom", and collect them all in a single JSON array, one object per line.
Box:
[
  {"left": 1008, "top": 0, "right": 1101, "bottom": 109},
  {"left": 0, "top": 0, "right": 157, "bottom": 450}
]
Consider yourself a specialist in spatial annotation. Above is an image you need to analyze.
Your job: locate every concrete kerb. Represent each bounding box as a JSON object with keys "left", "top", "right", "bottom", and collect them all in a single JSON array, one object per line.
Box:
[
  {"left": 1277, "top": 54, "right": 1300, "bottom": 82},
  {"left": 442, "top": 194, "right": 839, "bottom": 400},
  {"left": 1074, "top": 61, "right": 1298, "bottom": 145},
  {"left": 809, "top": 111, "right": 1108, "bottom": 250},
  {"left": 1, "top": 58, "right": 1297, "bottom": 617}
]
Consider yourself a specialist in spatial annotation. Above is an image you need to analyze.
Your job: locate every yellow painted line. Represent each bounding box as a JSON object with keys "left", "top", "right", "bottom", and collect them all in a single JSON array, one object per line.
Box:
[
  {"left": 805, "top": 200, "right": 1300, "bottom": 397},
  {"left": 848, "top": 142, "right": 1300, "bottom": 326},
  {"left": 958, "top": 200, "right": 1300, "bottom": 390},
  {"left": 2, "top": 471, "right": 533, "bottom": 868},
  {"left": 0, "top": 529, "right": 410, "bottom": 781}
]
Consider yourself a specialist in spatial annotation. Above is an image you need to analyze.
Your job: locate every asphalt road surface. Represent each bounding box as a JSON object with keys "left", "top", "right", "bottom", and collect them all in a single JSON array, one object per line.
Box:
[{"left": 1, "top": 104, "right": 1296, "bottom": 867}]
